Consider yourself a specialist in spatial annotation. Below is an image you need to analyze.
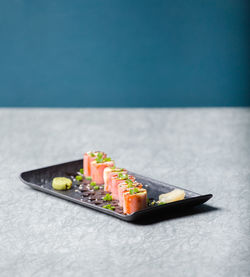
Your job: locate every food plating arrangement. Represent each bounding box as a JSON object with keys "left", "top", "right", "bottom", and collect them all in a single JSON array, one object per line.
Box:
[
  {"left": 20, "top": 151, "right": 212, "bottom": 220},
  {"left": 53, "top": 151, "right": 185, "bottom": 215}
]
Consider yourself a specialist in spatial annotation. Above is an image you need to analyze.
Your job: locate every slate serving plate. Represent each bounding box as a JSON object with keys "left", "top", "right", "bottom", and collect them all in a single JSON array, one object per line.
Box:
[{"left": 20, "top": 159, "right": 213, "bottom": 221}]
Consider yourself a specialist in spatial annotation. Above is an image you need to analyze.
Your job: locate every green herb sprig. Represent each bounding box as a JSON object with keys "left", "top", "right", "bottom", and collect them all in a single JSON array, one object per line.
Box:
[
  {"left": 95, "top": 152, "right": 104, "bottom": 163},
  {"left": 103, "top": 157, "right": 111, "bottom": 162},
  {"left": 125, "top": 179, "right": 133, "bottom": 187},
  {"left": 103, "top": 204, "right": 115, "bottom": 211},
  {"left": 129, "top": 187, "right": 139, "bottom": 195},
  {"left": 103, "top": 193, "right": 112, "bottom": 201},
  {"left": 95, "top": 152, "right": 112, "bottom": 163},
  {"left": 75, "top": 175, "right": 83, "bottom": 181},
  {"left": 118, "top": 173, "right": 128, "bottom": 180}
]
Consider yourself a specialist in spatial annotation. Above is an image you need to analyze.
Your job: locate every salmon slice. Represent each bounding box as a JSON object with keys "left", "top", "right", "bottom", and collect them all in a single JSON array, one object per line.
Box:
[
  {"left": 83, "top": 151, "right": 106, "bottom": 177},
  {"left": 103, "top": 167, "right": 128, "bottom": 192},
  {"left": 111, "top": 174, "right": 135, "bottom": 200},
  {"left": 118, "top": 181, "right": 143, "bottom": 207},
  {"left": 123, "top": 188, "right": 147, "bottom": 214},
  {"left": 91, "top": 160, "right": 114, "bottom": 185}
]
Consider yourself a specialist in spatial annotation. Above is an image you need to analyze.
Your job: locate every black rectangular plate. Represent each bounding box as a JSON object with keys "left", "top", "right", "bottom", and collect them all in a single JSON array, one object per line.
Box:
[{"left": 19, "top": 159, "right": 213, "bottom": 221}]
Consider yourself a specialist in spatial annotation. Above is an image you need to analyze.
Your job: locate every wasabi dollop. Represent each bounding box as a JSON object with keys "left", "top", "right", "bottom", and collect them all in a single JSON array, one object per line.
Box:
[{"left": 52, "top": 177, "right": 72, "bottom": 190}]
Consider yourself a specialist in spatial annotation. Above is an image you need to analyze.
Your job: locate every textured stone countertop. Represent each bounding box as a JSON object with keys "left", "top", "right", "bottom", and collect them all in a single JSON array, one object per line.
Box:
[{"left": 0, "top": 108, "right": 249, "bottom": 277}]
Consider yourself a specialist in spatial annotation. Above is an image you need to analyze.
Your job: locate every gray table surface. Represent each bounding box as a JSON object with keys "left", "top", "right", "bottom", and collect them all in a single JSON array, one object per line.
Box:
[{"left": 0, "top": 108, "right": 249, "bottom": 277}]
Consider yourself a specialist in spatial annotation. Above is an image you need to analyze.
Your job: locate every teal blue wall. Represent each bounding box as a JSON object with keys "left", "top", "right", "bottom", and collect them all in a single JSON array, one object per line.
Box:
[{"left": 0, "top": 0, "right": 249, "bottom": 107}]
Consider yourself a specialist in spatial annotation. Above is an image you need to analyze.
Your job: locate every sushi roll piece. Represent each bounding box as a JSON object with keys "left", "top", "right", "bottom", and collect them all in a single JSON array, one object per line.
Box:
[
  {"left": 83, "top": 151, "right": 106, "bottom": 177},
  {"left": 103, "top": 167, "right": 128, "bottom": 192},
  {"left": 111, "top": 173, "right": 135, "bottom": 200},
  {"left": 123, "top": 188, "right": 147, "bottom": 214},
  {"left": 118, "top": 181, "right": 143, "bottom": 207},
  {"left": 91, "top": 160, "right": 114, "bottom": 185}
]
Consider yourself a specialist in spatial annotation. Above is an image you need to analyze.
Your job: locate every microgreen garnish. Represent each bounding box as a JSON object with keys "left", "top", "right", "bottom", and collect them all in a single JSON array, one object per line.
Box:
[
  {"left": 89, "top": 152, "right": 95, "bottom": 157},
  {"left": 111, "top": 166, "right": 116, "bottom": 169},
  {"left": 95, "top": 152, "right": 104, "bottom": 163},
  {"left": 158, "top": 202, "right": 166, "bottom": 205},
  {"left": 79, "top": 168, "right": 84, "bottom": 174},
  {"left": 125, "top": 179, "right": 133, "bottom": 186},
  {"left": 103, "top": 193, "right": 112, "bottom": 201},
  {"left": 129, "top": 187, "right": 139, "bottom": 195},
  {"left": 90, "top": 181, "right": 96, "bottom": 187},
  {"left": 103, "top": 157, "right": 111, "bottom": 162},
  {"left": 103, "top": 204, "right": 115, "bottom": 211},
  {"left": 125, "top": 179, "right": 134, "bottom": 188},
  {"left": 85, "top": 176, "right": 92, "bottom": 180},
  {"left": 75, "top": 175, "right": 83, "bottom": 181},
  {"left": 93, "top": 185, "right": 99, "bottom": 190},
  {"left": 118, "top": 173, "right": 128, "bottom": 180},
  {"left": 95, "top": 152, "right": 112, "bottom": 163}
]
